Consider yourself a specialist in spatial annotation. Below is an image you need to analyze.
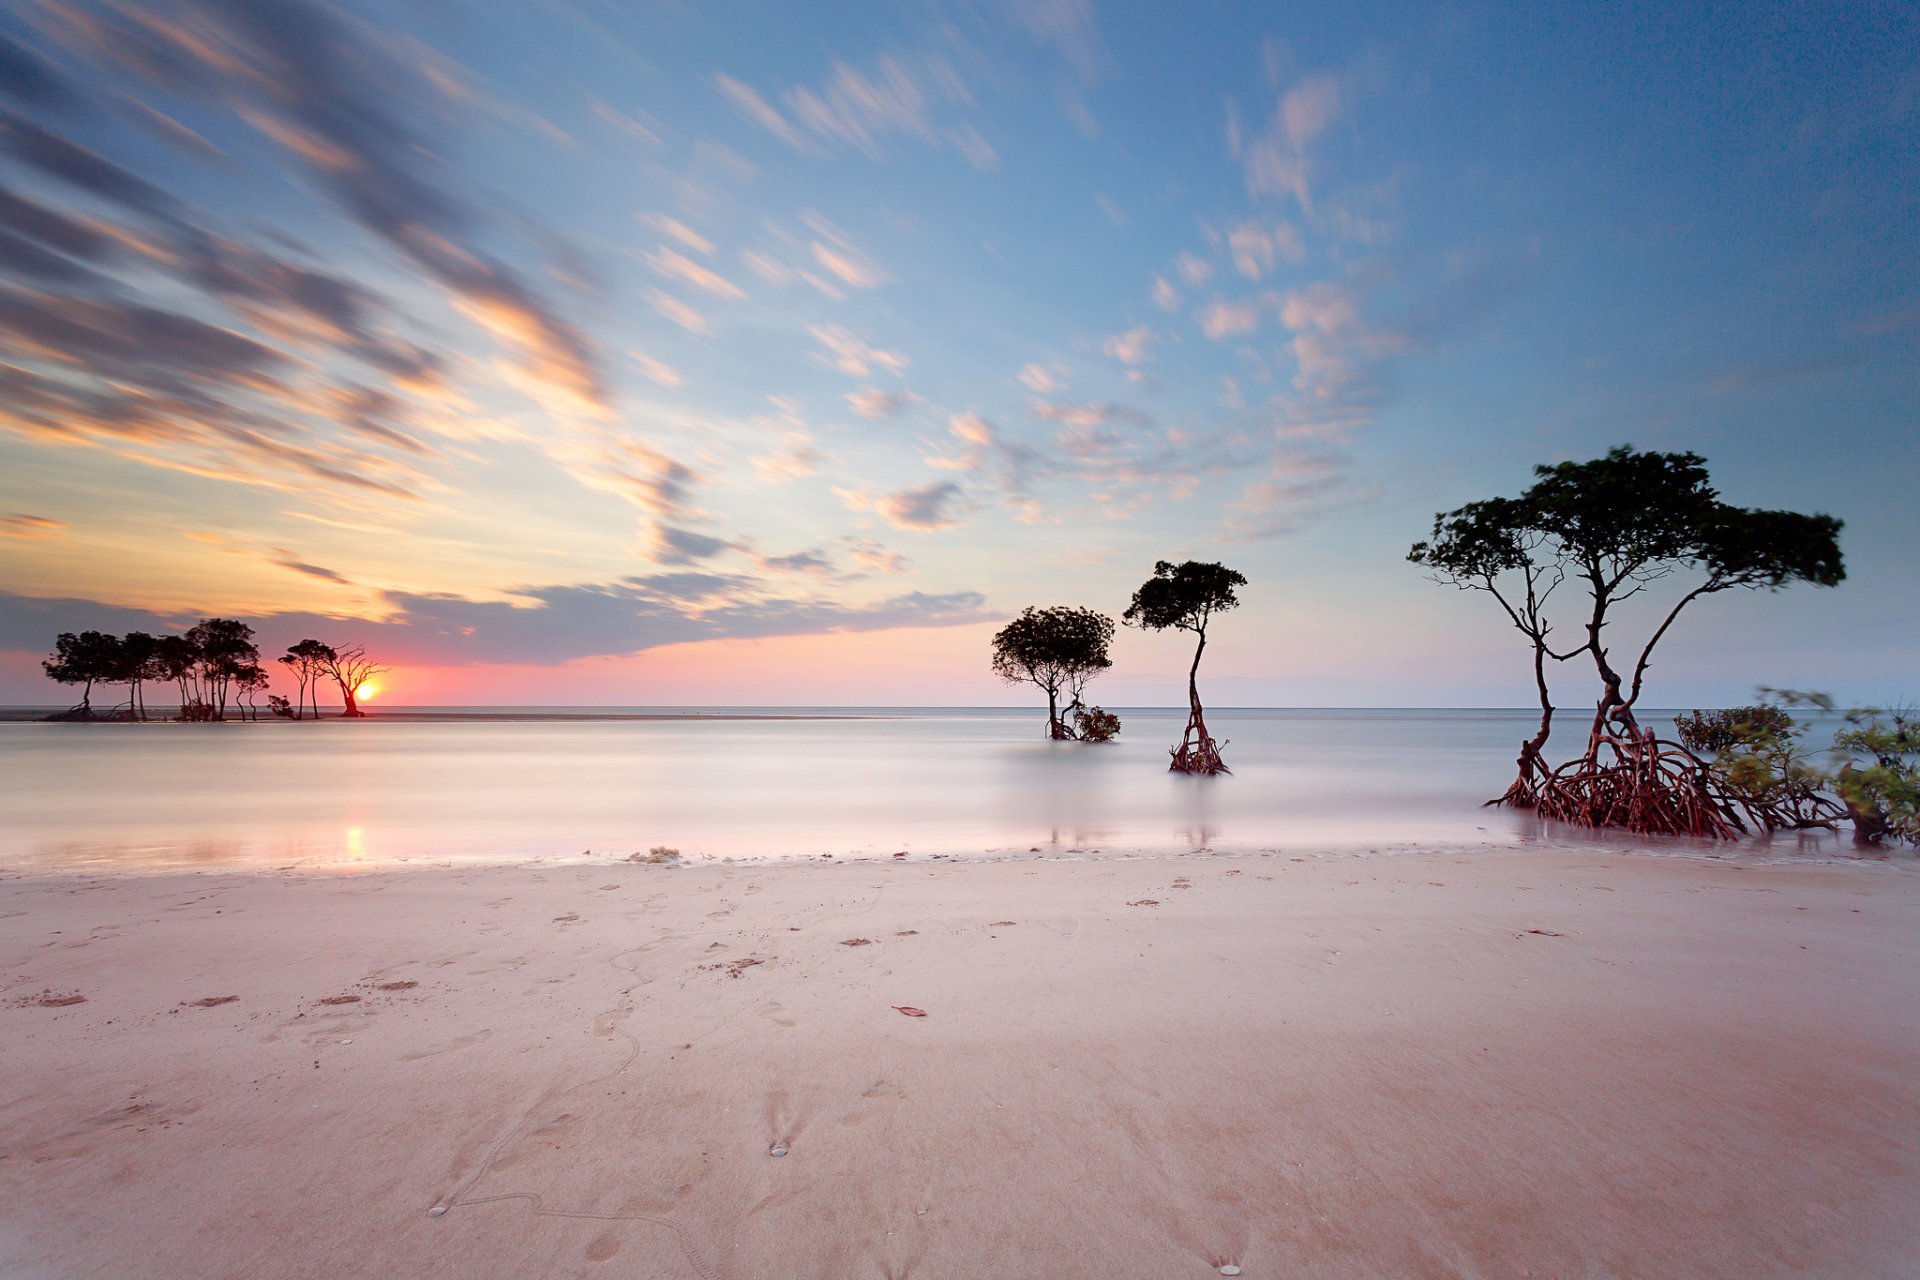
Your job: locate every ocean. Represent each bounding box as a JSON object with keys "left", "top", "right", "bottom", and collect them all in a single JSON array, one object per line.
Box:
[{"left": 0, "top": 707, "right": 1851, "bottom": 871}]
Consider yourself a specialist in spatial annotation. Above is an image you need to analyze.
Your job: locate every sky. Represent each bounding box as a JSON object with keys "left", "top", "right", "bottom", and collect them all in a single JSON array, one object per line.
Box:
[{"left": 0, "top": 0, "right": 1914, "bottom": 708}]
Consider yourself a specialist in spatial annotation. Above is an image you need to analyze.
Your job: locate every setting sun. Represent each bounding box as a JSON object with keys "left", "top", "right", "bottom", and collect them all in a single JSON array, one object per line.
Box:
[{"left": 354, "top": 682, "right": 381, "bottom": 703}]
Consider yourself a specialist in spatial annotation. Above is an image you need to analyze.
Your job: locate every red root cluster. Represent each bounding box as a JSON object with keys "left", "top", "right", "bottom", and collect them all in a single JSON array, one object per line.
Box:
[
  {"left": 1169, "top": 708, "right": 1229, "bottom": 775},
  {"left": 1495, "top": 725, "right": 1843, "bottom": 839}
]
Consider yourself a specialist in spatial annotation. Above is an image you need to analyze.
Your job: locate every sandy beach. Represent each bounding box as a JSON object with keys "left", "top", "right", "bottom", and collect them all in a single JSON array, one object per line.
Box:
[{"left": 3, "top": 847, "right": 1916, "bottom": 1279}]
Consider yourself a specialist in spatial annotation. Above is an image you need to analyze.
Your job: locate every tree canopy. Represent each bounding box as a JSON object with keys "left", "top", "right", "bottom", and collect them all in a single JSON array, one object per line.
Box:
[
  {"left": 990, "top": 605, "right": 1114, "bottom": 740},
  {"left": 1121, "top": 560, "right": 1246, "bottom": 636},
  {"left": 1409, "top": 445, "right": 1846, "bottom": 834}
]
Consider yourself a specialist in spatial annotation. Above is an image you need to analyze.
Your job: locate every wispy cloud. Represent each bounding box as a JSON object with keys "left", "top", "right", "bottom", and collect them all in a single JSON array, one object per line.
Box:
[
  {"left": 716, "top": 52, "right": 988, "bottom": 166},
  {"left": 644, "top": 247, "right": 745, "bottom": 300},
  {"left": 847, "top": 386, "right": 919, "bottom": 420},
  {"left": 838, "top": 480, "right": 967, "bottom": 531},
  {"left": 0, "top": 513, "right": 64, "bottom": 540},
  {"left": 1100, "top": 325, "right": 1156, "bottom": 365},
  {"left": 809, "top": 324, "right": 909, "bottom": 378}
]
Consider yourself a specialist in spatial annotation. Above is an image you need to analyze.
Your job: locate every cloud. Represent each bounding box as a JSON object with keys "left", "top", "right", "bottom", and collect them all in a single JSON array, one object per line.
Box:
[
  {"left": 838, "top": 480, "right": 966, "bottom": 531},
  {"left": 647, "top": 290, "right": 710, "bottom": 334},
  {"left": 1017, "top": 362, "right": 1063, "bottom": 392},
  {"left": 843, "top": 537, "right": 910, "bottom": 575},
  {"left": 651, "top": 523, "right": 738, "bottom": 565},
  {"left": 1282, "top": 76, "right": 1343, "bottom": 148},
  {"left": 628, "top": 351, "right": 682, "bottom": 388},
  {"left": 1029, "top": 399, "right": 1147, "bottom": 427},
  {"left": 34, "top": 0, "right": 609, "bottom": 417},
  {"left": 760, "top": 549, "right": 833, "bottom": 576},
  {"left": 714, "top": 73, "right": 812, "bottom": 150},
  {"left": 1008, "top": 0, "right": 1104, "bottom": 84},
  {"left": 271, "top": 549, "right": 352, "bottom": 585},
  {"left": 1227, "top": 220, "right": 1306, "bottom": 278},
  {"left": 1278, "top": 281, "right": 1401, "bottom": 398},
  {"left": 718, "top": 53, "right": 987, "bottom": 165},
  {"left": 1175, "top": 252, "right": 1213, "bottom": 286},
  {"left": 749, "top": 431, "right": 825, "bottom": 484},
  {"left": 1231, "top": 72, "right": 1344, "bottom": 211},
  {"left": 1100, "top": 325, "right": 1156, "bottom": 365},
  {"left": 809, "top": 324, "right": 908, "bottom": 378},
  {"left": 1197, "top": 296, "right": 1268, "bottom": 339},
  {"left": 1151, "top": 276, "right": 1180, "bottom": 311},
  {"left": 0, "top": 513, "right": 64, "bottom": 540},
  {"left": 644, "top": 246, "right": 745, "bottom": 300},
  {"left": 640, "top": 214, "right": 714, "bottom": 255},
  {"left": 0, "top": 584, "right": 994, "bottom": 669},
  {"left": 846, "top": 386, "right": 918, "bottom": 420},
  {"left": 810, "top": 240, "right": 885, "bottom": 289}
]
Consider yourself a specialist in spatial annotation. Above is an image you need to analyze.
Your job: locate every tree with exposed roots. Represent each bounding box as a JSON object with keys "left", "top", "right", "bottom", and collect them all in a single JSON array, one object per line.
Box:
[
  {"left": 42, "top": 630, "right": 120, "bottom": 717},
  {"left": 1123, "top": 560, "right": 1246, "bottom": 775},
  {"left": 320, "top": 644, "right": 387, "bottom": 718},
  {"left": 990, "top": 606, "right": 1115, "bottom": 740},
  {"left": 1409, "top": 446, "right": 1844, "bottom": 837}
]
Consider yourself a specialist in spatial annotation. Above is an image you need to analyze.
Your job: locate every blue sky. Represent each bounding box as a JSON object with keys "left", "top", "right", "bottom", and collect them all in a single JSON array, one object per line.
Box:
[{"left": 0, "top": 0, "right": 1913, "bottom": 706}]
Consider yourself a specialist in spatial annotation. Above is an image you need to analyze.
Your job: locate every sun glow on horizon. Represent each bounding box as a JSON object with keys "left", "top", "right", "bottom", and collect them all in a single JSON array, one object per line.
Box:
[{"left": 355, "top": 682, "right": 381, "bottom": 703}]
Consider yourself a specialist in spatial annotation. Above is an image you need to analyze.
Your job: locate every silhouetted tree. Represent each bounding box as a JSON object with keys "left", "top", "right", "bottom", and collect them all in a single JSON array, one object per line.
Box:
[
  {"left": 234, "top": 663, "right": 272, "bottom": 721},
  {"left": 117, "top": 631, "right": 161, "bottom": 721},
  {"left": 1123, "top": 560, "right": 1246, "bottom": 774},
  {"left": 153, "top": 634, "right": 198, "bottom": 714},
  {"left": 1410, "top": 446, "right": 1843, "bottom": 835},
  {"left": 990, "top": 606, "right": 1115, "bottom": 739},
  {"left": 42, "top": 630, "right": 120, "bottom": 716},
  {"left": 278, "top": 639, "right": 336, "bottom": 720},
  {"left": 320, "top": 644, "right": 386, "bottom": 717},
  {"left": 184, "top": 619, "right": 261, "bottom": 721}
]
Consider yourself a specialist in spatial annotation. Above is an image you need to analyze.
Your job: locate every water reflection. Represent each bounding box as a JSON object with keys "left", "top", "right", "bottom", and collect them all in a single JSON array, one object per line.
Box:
[{"left": 0, "top": 708, "right": 1865, "bottom": 872}]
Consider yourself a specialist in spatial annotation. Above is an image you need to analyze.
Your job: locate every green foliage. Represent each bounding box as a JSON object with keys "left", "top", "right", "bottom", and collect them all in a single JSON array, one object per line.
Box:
[
  {"left": 1831, "top": 706, "right": 1920, "bottom": 847},
  {"left": 1674, "top": 705, "right": 1794, "bottom": 755},
  {"left": 1074, "top": 705, "right": 1121, "bottom": 743},
  {"left": 1121, "top": 560, "right": 1246, "bottom": 635},
  {"left": 1678, "top": 702, "right": 1830, "bottom": 826}
]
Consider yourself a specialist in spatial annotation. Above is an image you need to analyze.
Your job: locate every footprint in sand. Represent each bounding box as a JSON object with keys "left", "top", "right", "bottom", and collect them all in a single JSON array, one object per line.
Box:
[
  {"left": 585, "top": 1230, "right": 621, "bottom": 1263},
  {"left": 758, "top": 1003, "right": 797, "bottom": 1028},
  {"left": 764, "top": 1087, "right": 807, "bottom": 1154}
]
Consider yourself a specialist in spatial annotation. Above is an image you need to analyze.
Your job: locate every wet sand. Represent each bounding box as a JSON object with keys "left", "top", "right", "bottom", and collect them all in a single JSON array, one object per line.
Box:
[{"left": 2, "top": 848, "right": 1916, "bottom": 1278}]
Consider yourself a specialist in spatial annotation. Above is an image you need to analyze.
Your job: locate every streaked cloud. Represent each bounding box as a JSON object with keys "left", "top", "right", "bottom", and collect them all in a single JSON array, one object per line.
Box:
[
  {"left": 839, "top": 480, "right": 967, "bottom": 531},
  {"left": 809, "top": 324, "right": 909, "bottom": 378},
  {"left": 846, "top": 386, "right": 919, "bottom": 420},
  {"left": 0, "top": 514, "right": 65, "bottom": 540},
  {"left": 644, "top": 247, "right": 746, "bottom": 301}
]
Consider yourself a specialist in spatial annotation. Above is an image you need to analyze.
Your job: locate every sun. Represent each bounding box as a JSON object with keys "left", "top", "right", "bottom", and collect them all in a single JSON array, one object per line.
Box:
[{"left": 355, "top": 681, "right": 381, "bottom": 703}]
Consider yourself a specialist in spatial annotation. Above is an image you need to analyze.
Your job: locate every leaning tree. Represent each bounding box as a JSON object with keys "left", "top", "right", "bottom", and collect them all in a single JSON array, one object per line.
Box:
[
  {"left": 320, "top": 643, "right": 388, "bottom": 718},
  {"left": 990, "top": 606, "right": 1115, "bottom": 740},
  {"left": 1410, "top": 446, "right": 1843, "bottom": 836},
  {"left": 1123, "top": 560, "right": 1246, "bottom": 774}
]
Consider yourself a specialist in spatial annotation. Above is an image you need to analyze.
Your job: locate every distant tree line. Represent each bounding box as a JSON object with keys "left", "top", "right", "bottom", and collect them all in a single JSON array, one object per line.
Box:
[{"left": 42, "top": 621, "right": 386, "bottom": 722}]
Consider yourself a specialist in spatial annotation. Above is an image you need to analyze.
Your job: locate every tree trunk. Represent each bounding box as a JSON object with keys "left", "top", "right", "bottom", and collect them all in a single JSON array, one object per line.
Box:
[
  {"left": 1170, "top": 629, "right": 1228, "bottom": 774},
  {"left": 340, "top": 681, "right": 361, "bottom": 717}
]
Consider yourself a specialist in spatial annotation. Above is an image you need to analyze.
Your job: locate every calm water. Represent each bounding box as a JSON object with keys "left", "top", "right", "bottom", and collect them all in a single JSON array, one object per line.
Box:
[{"left": 0, "top": 708, "right": 1849, "bottom": 872}]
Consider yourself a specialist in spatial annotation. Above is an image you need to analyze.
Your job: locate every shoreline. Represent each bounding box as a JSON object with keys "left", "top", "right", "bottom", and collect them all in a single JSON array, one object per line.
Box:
[{"left": 4, "top": 845, "right": 1917, "bottom": 1278}]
